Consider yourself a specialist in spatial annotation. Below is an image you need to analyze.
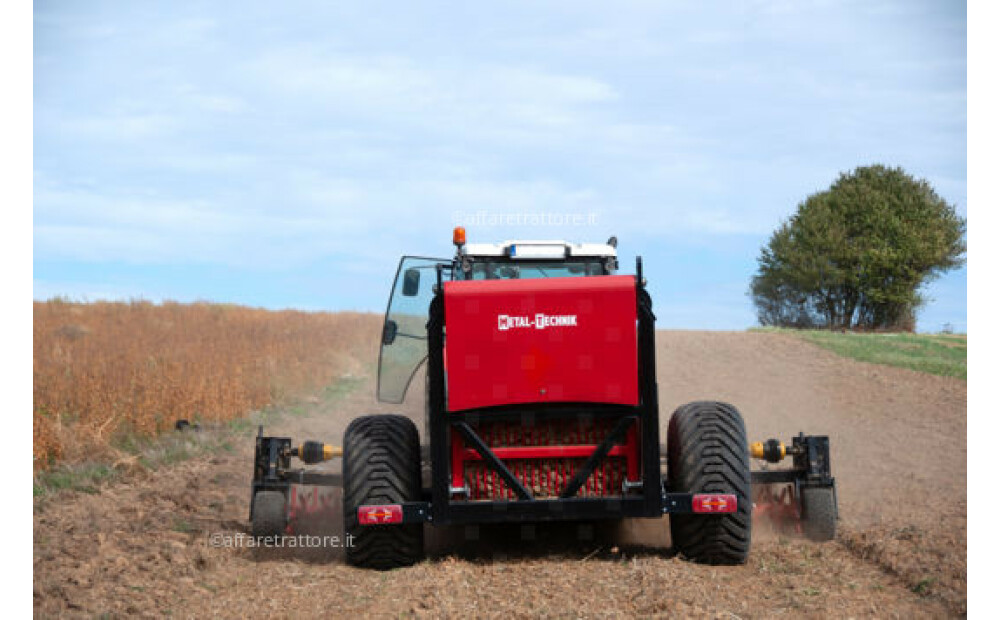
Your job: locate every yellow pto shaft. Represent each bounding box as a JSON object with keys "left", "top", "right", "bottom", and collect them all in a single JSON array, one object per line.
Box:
[
  {"left": 294, "top": 441, "right": 343, "bottom": 464},
  {"left": 750, "top": 439, "right": 787, "bottom": 463}
]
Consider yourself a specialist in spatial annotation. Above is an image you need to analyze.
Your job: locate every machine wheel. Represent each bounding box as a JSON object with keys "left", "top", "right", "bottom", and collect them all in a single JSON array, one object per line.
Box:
[
  {"left": 667, "top": 401, "right": 752, "bottom": 565},
  {"left": 344, "top": 414, "right": 424, "bottom": 569},
  {"left": 251, "top": 490, "right": 287, "bottom": 539},
  {"left": 801, "top": 486, "right": 837, "bottom": 541}
]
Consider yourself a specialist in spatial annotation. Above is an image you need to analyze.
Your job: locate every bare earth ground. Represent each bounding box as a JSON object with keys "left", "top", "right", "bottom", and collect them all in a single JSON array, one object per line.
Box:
[{"left": 33, "top": 330, "right": 967, "bottom": 617}]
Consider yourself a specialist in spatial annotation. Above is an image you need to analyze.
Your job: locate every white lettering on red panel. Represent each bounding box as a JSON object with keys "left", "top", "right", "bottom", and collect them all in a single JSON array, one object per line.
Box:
[{"left": 497, "top": 313, "right": 578, "bottom": 331}]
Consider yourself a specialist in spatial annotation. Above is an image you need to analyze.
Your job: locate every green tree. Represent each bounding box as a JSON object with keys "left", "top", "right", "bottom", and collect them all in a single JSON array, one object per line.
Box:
[{"left": 750, "top": 165, "right": 965, "bottom": 331}]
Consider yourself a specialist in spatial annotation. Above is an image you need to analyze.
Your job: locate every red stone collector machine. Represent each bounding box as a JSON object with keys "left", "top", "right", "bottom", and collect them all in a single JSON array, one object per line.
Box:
[{"left": 249, "top": 230, "right": 838, "bottom": 568}]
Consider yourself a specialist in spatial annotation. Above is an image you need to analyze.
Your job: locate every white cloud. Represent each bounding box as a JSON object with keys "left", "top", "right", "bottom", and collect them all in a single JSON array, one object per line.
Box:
[
  {"left": 33, "top": 279, "right": 167, "bottom": 304},
  {"left": 33, "top": 182, "right": 369, "bottom": 267},
  {"left": 175, "top": 84, "right": 248, "bottom": 114},
  {"left": 679, "top": 208, "right": 771, "bottom": 237},
  {"left": 248, "top": 46, "right": 618, "bottom": 135},
  {"left": 57, "top": 113, "right": 179, "bottom": 141}
]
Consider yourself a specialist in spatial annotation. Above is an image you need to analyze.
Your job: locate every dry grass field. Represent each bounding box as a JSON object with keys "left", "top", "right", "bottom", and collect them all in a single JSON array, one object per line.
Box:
[{"left": 33, "top": 300, "right": 376, "bottom": 470}]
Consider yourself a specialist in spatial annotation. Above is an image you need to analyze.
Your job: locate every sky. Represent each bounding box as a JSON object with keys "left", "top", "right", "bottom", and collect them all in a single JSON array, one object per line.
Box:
[{"left": 33, "top": 0, "right": 968, "bottom": 331}]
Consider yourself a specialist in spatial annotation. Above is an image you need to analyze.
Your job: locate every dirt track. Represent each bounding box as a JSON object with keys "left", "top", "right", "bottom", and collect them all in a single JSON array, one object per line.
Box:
[{"left": 33, "top": 329, "right": 967, "bottom": 617}]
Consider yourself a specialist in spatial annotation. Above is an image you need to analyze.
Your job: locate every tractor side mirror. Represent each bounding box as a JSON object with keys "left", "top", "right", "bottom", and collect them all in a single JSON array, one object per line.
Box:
[
  {"left": 402, "top": 268, "right": 420, "bottom": 296},
  {"left": 382, "top": 319, "right": 398, "bottom": 345}
]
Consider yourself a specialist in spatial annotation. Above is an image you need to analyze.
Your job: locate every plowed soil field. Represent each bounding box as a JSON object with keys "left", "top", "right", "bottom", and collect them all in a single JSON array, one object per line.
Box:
[{"left": 33, "top": 329, "right": 967, "bottom": 617}]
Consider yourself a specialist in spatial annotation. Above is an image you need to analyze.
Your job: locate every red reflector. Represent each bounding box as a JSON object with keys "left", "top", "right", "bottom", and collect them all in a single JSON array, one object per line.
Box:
[
  {"left": 692, "top": 494, "right": 738, "bottom": 514},
  {"left": 357, "top": 504, "right": 404, "bottom": 525}
]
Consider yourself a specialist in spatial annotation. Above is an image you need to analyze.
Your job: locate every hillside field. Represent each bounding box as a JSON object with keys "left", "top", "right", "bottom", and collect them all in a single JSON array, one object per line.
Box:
[{"left": 33, "top": 304, "right": 967, "bottom": 616}]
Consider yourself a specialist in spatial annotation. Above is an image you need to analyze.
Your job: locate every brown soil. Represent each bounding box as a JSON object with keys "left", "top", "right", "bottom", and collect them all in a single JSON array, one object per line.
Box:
[{"left": 33, "top": 329, "right": 967, "bottom": 617}]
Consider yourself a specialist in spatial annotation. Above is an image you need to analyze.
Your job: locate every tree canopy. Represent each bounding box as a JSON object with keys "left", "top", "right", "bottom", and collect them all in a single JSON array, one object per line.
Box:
[{"left": 750, "top": 165, "right": 966, "bottom": 331}]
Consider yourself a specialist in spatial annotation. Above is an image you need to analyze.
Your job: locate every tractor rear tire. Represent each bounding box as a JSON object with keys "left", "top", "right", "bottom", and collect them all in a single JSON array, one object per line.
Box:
[
  {"left": 801, "top": 486, "right": 837, "bottom": 542},
  {"left": 668, "top": 401, "right": 752, "bottom": 565},
  {"left": 343, "top": 414, "right": 424, "bottom": 569},
  {"left": 251, "top": 490, "right": 287, "bottom": 539}
]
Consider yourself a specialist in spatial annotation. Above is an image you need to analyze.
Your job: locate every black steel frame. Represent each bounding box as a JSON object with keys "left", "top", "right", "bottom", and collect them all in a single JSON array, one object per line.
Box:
[
  {"left": 748, "top": 434, "right": 835, "bottom": 489},
  {"left": 749, "top": 433, "right": 837, "bottom": 519},
  {"left": 248, "top": 426, "right": 342, "bottom": 520},
  {"left": 383, "top": 492, "right": 712, "bottom": 525}
]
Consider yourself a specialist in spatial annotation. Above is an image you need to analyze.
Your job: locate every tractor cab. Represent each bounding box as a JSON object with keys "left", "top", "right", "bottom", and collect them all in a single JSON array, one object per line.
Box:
[
  {"left": 376, "top": 229, "right": 620, "bottom": 404},
  {"left": 455, "top": 235, "right": 619, "bottom": 280}
]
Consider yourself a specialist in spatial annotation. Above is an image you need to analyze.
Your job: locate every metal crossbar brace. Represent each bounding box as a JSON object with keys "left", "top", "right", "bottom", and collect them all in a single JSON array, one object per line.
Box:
[
  {"left": 453, "top": 421, "right": 534, "bottom": 500},
  {"left": 559, "top": 415, "right": 636, "bottom": 499}
]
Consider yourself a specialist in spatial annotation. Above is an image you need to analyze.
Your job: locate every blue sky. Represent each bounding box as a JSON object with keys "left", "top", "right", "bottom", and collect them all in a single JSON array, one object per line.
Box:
[{"left": 33, "top": 1, "right": 967, "bottom": 331}]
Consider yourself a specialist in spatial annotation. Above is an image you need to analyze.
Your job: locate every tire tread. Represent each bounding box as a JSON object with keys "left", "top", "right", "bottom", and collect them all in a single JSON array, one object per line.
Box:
[
  {"left": 343, "top": 414, "right": 424, "bottom": 569},
  {"left": 251, "top": 490, "right": 287, "bottom": 539},
  {"left": 801, "top": 486, "right": 837, "bottom": 542},
  {"left": 668, "top": 401, "right": 752, "bottom": 565}
]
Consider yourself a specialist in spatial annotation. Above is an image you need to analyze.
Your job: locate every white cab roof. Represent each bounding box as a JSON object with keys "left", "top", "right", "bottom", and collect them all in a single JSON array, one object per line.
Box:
[{"left": 463, "top": 240, "right": 617, "bottom": 259}]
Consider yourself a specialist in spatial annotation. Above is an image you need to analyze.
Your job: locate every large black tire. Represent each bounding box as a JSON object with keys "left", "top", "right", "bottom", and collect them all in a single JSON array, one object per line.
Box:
[
  {"left": 801, "top": 486, "right": 837, "bottom": 542},
  {"left": 667, "top": 401, "right": 752, "bottom": 565},
  {"left": 343, "top": 414, "right": 424, "bottom": 569},
  {"left": 251, "top": 490, "right": 287, "bottom": 539}
]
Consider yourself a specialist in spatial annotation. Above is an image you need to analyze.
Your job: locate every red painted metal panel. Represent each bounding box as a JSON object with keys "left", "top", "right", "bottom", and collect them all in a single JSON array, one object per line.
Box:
[
  {"left": 460, "top": 445, "right": 630, "bottom": 460},
  {"left": 443, "top": 275, "right": 638, "bottom": 411}
]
